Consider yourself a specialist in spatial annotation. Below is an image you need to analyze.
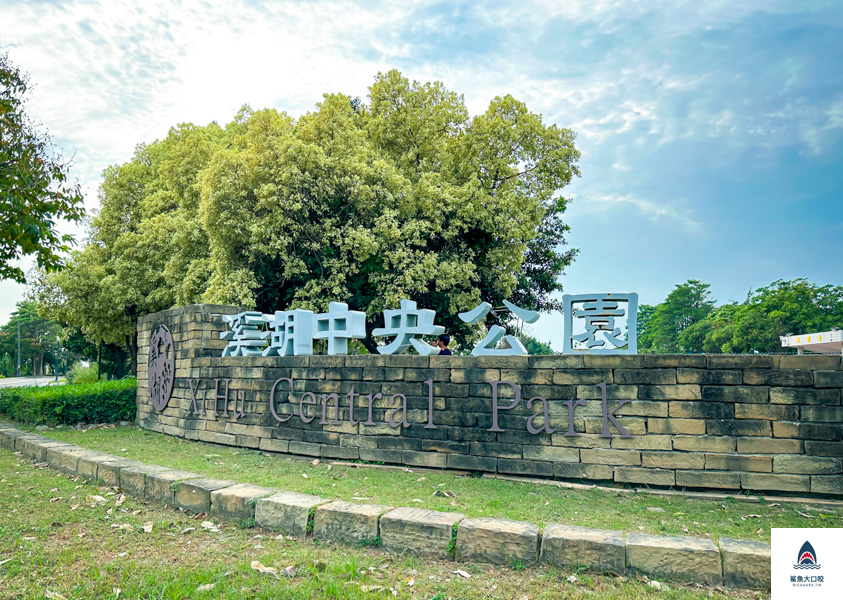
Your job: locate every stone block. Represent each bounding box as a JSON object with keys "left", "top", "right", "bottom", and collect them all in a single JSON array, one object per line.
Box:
[
  {"left": 677, "top": 369, "right": 742, "bottom": 385},
  {"left": 583, "top": 355, "right": 644, "bottom": 368},
  {"left": 289, "top": 441, "right": 321, "bottom": 457},
  {"left": 584, "top": 417, "right": 646, "bottom": 436},
  {"left": 27, "top": 440, "right": 78, "bottom": 463},
  {"left": 773, "top": 455, "right": 841, "bottom": 474},
  {"left": 647, "top": 419, "right": 705, "bottom": 435},
  {"left": 255, "top": 491, "right": 330, "bottom": 537},
  {"left": 642, "top": 451, "right": 705, "bottom": 470},
  {"left": 145, "top": 469, "right": 202, "bottom": 504},
  {"left": 676, "top": 470, "right": 740, "bottom": 489},
  {"left": 497, "top": 459, "right": 554, "bottom": 477},
  {"left": 553, "top": 462, "right": 613, "bottom": 480},
  {"left": 673, "top": 435, "right": 735, "bottom": 453},
  {"left": 522, "top": 446, "right": 580, "bottom": 462},
  {"left": 611, "top": 435, "right": 673, "bottom": 451},
  {"left": 359, "top": 448, "right": 403, "bottom": 464},
  {"left": 380, "top": 507, "right": 464, "bottom": 559},
  {"left": 638, "top": 385, "right": 701, "bottom": 400},
  {"left": 805, "top": 441, "right": 843, "bottom": 457},
  {"left": 704, "top": 454, "right": 771, "bottom": 472},
  {"left": 702, "top": 386, "right": 768, "bottom": 404},
  {"left": 446, "top": 453, "right": 497, "bottom": 472},
  {"left": 744, "top": 369, "right": 812, "bottom": 386},
  {"left": 737, "top": 437, "right": 803, "bottom": 454},
  {"left": 735, "top": 404, "right": 797, "bottom": 421},
  {"left": 402, "top": 450, "right": 447, "bottom": 468},
  {"left": 707, "top": 420, "right": 771, "bottom": 437},
  {"left": 541, "top": 524, "right": 625, "bottom": 574},
  {"left": 259, "top": 438, "right": 290, "bottom": 453},
  {"left": 456, "top": 518, "right": 539, "bottom": 566},
  {"left": 76, "top": 453, "right": 121, "bottom": 481},
  {"left": 580, "top": 449, "right": 641, "bottom": 466},
  {"left": 175, "top": 478, "right": 239, "bottom": 514},
  {"left": 210, "top": 483, "right": 276, "bottom": 523},
  {"left": 614, "top": 369, "right": 676, "bottom": 385},
  {"left": 741, "top": 473, "right": 810, "bottom": 492},
  {"left": 801, "top": 406, "right": 843, "bottom": 422},
  {"left": 777, "top": 355, "right": 841, "bottom": 370},
  {"left": 551, "top": 434, "right": 611, "bottom": 449},
  {"left": 98, "top": 459, "right": 146, "bottom": 487},
  {"left": 770, "top": 388, "right": 840, "bottom": 405},
  {"left": 811, "top": 475, "right": 843, "bottom": 494},
  {"left": 643, "top": 355, "right": 706, "bottom": 368},
  {"left": 707, "top": 355, "right": 771, "bottom": 369},
  {"left": 119, "top": 465, "right": 173, "bottom": 497},
  {"left": 553, "top": 369, "right": 613, "bottom": 385},
  {"left": 313, "top": 501, "right": 393, "bottom": 544},
  {"left": 626, "top": 533, "right": 722, "bottom": 585},
  {"left": 669, "top": 402, "right": 733, "bottom": 419},
  {"left": 814, "top": 370, "right": 843, "bottom": 388},
  {"left": 614, "top": 467, "right": 675, "bottom": 486},
  {"left": 720, "top": 538, "right": 771, "bottom": 589}
]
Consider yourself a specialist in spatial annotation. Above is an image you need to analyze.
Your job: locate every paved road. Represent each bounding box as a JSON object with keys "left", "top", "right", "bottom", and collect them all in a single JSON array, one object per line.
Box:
[{"left": 0, "top": 376, "right": 64, "bottom": 389}]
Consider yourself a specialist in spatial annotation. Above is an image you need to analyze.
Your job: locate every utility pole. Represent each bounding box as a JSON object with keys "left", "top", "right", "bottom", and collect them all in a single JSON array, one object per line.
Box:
[{"left": 16, "top": 322, "right": 21, "bottom": 377}]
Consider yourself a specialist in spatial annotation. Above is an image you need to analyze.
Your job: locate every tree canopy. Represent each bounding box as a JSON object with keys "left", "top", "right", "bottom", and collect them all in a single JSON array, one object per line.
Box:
[
  {"left": 639, "top": 278, "right": 843, "bottom": 354},
  {"left": 36, "top": 71, "right": 580, "bottom": 364},
  {"left": 0, "top": 300, "right": 60, "bottom": 376},
  {"left": 0, "top": 54, "right": 85, "bottom": 283}
]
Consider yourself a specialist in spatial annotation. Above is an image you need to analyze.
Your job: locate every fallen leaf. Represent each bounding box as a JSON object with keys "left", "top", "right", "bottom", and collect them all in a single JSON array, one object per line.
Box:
[
  {"left": 796, "top": 511, "right": 815, "bottom": 519},
  {"left": 44, "top": 591, "right": 67, "bottom": 600},
  {"left": 311, "top": 459, "right": 320, "bottom": 466},
  {"left": 115, "top": 495, "right": 126, "bottom": 506},
  {"left": 181, "top": 527, "right": 195, "bottom": 535},
  {"left": 741, "top": 514, "right": 763, "bottom": 521},
  {"left": 283, "top": 566, "right": 297, "bottom": 578},
  {"left": 433, "top": 490, "right": 456, "bottom": 498},
  {"left": 201, "top": 521, "right": 220, "bottom": 533},
  {"left": 0, "top": 558, "right": 12, "bottom": 567},
  {"left": 112, "top": 587, "right": 121, "bottom": 598},
  {"left": 351, "top": 497, "right": 370, "bottom": 501},
  {"left": 567, "top": 574, "right": 577, "bottom": 583},
  {"left": 141, "top": 522, "right": 153, "bottom": 533},
  {"left": 360, "top": 585, "right": 384, "bottom": 592},
  {"left": 453, "top": 570, "right": 471, "bottom": 579},
  {"left": 251, "top": 560, "right": 280, "bottom": 580},
  {"left": 411, "top": 499, "right": 423, "bottom": 503},
  {"left": 302, "top": 473, "right": 309, "bottom": 479},
  {"left": 91, "top": 495, "right": 106, "bottom": 503},
  {"left": 645, "top": 507, "right": 665, "bottom": 513},
  {"left": 407, "top": 578, "right": 414, "bottom": 587},
  {"left": 648, "top": 581, "right": 663, "bottom": 590},
  {"left": 196, "top": 583, "right": 215, "bottom": 592}
]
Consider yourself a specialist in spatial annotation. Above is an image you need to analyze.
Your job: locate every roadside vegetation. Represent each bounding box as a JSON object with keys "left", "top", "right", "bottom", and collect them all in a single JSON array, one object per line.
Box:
[
  {"left": 26, "top": 425, "right": 841, "bottom": 543},
  {"left": 0, "top": 379, "right": 135, "bottom": 425},
  {"left": 0, "top": 450, "right": 769, "bottom": 599}
]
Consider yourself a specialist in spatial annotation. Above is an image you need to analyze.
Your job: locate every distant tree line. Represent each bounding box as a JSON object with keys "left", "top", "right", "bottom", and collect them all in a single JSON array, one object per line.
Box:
[{"left": 638, "top": 279, "right": 843, "bottom": 354}]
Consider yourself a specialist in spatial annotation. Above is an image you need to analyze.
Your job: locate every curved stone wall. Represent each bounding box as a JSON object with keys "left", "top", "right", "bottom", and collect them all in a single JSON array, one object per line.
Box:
[{"left": 137, "top": 305, "right": 843, "bottom": 496}]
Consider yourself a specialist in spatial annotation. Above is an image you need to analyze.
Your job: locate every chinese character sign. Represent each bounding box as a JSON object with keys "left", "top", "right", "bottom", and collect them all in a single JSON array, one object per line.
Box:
[
  {"left": 221, "top": 312, "right": 268, "bottom": 356},
  {"left": 372, "top": 300, "right": 445, "bottom": 355},
  {"left": 458, "top": 299, "right": 540, "bottom": 356},
  {"left": 562, "top": 293, "right": 638, "bottom": 355}
]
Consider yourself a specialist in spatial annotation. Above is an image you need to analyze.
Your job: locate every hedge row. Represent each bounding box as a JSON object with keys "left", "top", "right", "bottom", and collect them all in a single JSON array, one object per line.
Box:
[{"left": 0, "top": 379, "right": 137, "bottom": 425}]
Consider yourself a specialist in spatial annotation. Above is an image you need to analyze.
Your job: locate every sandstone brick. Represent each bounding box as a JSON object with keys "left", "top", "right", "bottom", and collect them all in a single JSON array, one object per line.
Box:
[
  {"left": 647, "top": 418, "right": 705, "bottom": 435},
  {"left": 145, "top": 469, "right": 202, "bottom": 504},
  {"left": 770, "top": 387, "right": 840, "bottom": 405},
  {"left": 638, "top": 385, "right": 701, "bottom": 400},
  {"left": 811, "top": 475, "right": 843, "bottom": 494},
  {"left": 677, "top": 369, "right": 741, "bottom": 385},
  {"left": 643, "top": 355, "right": 706, "bottom": 368},
  {"left": 553, "top": 369, "right": 613, "bottom": 385},
  {"left": 553, "top": 462, "right": 613, "bottom": 480},
  {"left": 626, "top": 533, "right": 722, "bottom": 585},
  {"left": 737, "top": 437, "right": 803, "bottom": 454},
  {"left": 446, "top": 453, "right": 497, "bottom": 472},
  {"left": 773, "top": 455, "right": 841, "bottom": 474},
  {"left": 584, "top": 417, "right": 646, "bottom": 436},
  {"left": 255, "top": 491, "right": 330, "bottom": 537},
  {"left": 541, "top": 524, "right": 625, "bottom": 574},
  {"left": 801, "top": 406, "right": 843, "bottom": 422},
  {"left": 720, "top": 538, "right": 771, "bottom": 589},
  {"left": 258, "top": 438, "right": 290, "bottom": 453},
  {"left": 735, "top": 404, "right": 797, "bottom": 420},
  {"left": 98, "top": 459, "right": 146, "bottom": 487},
  {"left": 210, "top": 483, "right": 276, "bottom": 523},
  {"left": 777, "top": 355, "right": 841, "bottom": 370},
  {"left": 580, "top": 449, "right": 641, "bottom": 466},
  {"left": 744, "top": 369, "right": 812, "bottom": 386},
  {"left": 673, "top": 435, "right": 735, "bottom": 453},
  {"left": 669, "top": 402, "right": 733, "bottom": 419},
  {"left": 676, "top": 470, "right": 741, "bottom": 489},
  {"left": 380, "top": 507, "right": 464, "bottom": 559},
  {"left": 707, "top": 420, "right": 771, "bottom": 437},
  {"left": 551, "top": 434, "right": 611, "bottom": 449},
  {"left": 741, "top": 472, "right": 810, "bottom": 492},
  {"left": 614, "top": 369, "right": 675, "bottom": 385},
  {"left": 522, "top": 446, "right": 580, "bottom": 462},
  {"left": 456, "top": 518, "right": 539, "bottom": 566},
  {"left": 704, "top": 454, "right": 771, "bottom": 472},
  {"left": 814, "top": 370, "right": 843, "bottom": 388},
  {"left": 642, "top": 451, "right": 705, "bottom": 470},
  {"left": 313, "top": 501, "right": 393, "bottom": 544},
  {"left": 402, "top": 450, "right": 447, "bottom": 468},
  {"left": 611, "top": 435, "right": 673, "bottom": 450},
  {"left": 805, "top": 441, "right": 843, "bottom": 457},
  {"left": 175, "top": 478, "right": 238, "bottom": 514},
  {"left": 76, "top": 453, "right": 121, "bottom": 482},
  {"left": 575, "top": 384, "right": 639, "bottom": 401},
  {"left": 289, "top": 441, "right": 321, "bottom": 457},
  {"left": 584, "top": 355, "right": 644, "bottom": 368},
  {"left": 707, "top": 355, "right": 771, "bottom": 369},
  {"left": 774, "top": 422, "right": 840, "bottom": 440},
  {"left": 497, "top": 459, "right": 554, "bottom": 477},
  {"left": 702, "top": 386, "right": 768, "bottom": 404},
  {"left": 614, "top": 467, "right": 675, "bottom": 486},
  {"left": 119, "top": 465, "right": 173, "bottom": 497}
]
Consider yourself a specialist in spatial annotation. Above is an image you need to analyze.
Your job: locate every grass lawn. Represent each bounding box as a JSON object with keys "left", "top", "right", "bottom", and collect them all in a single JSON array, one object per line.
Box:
[
  {"left": 0, "top": 450, "right": 768, "bottom": 600},
  {"left": 28, "top": 425, "right": 842, "bottom": 543}
]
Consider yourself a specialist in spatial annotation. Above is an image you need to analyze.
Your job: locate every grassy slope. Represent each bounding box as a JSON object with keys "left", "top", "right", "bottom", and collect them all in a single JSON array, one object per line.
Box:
[
  {"left": 31, "top": 425, "right": 842, "bottom": 543},
  {"left": 0, "top": 451, "right": 768, "bottom": 600}
]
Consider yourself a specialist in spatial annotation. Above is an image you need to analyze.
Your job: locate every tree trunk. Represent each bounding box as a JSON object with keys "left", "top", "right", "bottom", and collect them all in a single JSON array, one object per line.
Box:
[
  {"left": 96, "top": 342, "right": 102, "bottom": 380},
  {"left": 361, "top": 337, "right": 377, "bottom": 354},
  {"left": 126, "top": 334, "right": 138, "bottom": 378}
]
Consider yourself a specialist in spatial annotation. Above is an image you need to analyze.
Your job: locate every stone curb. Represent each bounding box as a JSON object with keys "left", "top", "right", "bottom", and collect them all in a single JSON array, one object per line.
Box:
[{"left": 0, "top": 424, "right": 771, "bottom": 590}]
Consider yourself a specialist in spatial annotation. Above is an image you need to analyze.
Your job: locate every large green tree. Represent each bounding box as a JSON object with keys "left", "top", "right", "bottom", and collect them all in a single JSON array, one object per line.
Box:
[
  {"left": 38, "top": 71, "right": 580, "bottom": 364},
  {"left": 0, "top": 300, "right": 60, "bottom": 376},
  {"left": 0, "top": 54, "right": 85, "bottom": 283},
  {"left": 639, "top": 280, "right": 715, "bottom": 353}
]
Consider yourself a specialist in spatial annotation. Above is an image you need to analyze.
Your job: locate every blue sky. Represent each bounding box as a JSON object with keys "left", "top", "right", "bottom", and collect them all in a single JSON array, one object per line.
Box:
[{"left": 1, "top": 0, "right": 841, "bottom": 349}]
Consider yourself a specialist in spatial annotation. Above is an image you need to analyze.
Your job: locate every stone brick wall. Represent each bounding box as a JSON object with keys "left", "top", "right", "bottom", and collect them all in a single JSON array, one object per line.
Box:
[{"left": 137, "top": 305, "right": 843, "bottom": 496}]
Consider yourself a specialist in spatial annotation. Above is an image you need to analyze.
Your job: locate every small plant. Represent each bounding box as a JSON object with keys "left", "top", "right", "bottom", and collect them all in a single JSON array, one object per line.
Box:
[
  {"left": 355, "top": 535, "right": 382, "bottom": 548},
  {"left": 447, "top": 522, "right": 459, "bottom": 558},
  {"left": 170, "top": 482, "right": 180, "bottom": 492},
  {"left": 240, "top": 518, "right": 256, "bottom": 529},
  {"left": 306, "top": 506, "right": 317, "bottom": 535},
  {"left": 510, "top": 559, "right": 525, "bottom": 571}
]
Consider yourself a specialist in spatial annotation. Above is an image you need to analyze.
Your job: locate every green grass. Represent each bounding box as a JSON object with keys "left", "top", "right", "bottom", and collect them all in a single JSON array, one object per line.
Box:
[
  {"left": 26, "top": 425, "right": 843, "bottom": 543},
  {"left": 0, "top": 450, "right": 767, "bottom": 599}
]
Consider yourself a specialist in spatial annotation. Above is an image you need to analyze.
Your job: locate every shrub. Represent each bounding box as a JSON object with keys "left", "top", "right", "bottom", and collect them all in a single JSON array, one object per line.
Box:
[
  {"left": 0, "top": 378, "right": 136, "bottom": 425},
  {"left": 66, "top": 361, "right": 99, "bottom": 384}
]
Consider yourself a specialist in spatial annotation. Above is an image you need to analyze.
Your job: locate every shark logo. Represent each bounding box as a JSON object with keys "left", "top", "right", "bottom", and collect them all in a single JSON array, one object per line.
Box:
[{"left": 794, "top": 540, "right": 821, "bottom": 570}]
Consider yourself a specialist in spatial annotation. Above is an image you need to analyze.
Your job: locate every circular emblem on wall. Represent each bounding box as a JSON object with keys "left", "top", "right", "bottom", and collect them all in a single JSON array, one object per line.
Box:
[{"left": 148, "top": 324, "right": 175, "bottom": 412}]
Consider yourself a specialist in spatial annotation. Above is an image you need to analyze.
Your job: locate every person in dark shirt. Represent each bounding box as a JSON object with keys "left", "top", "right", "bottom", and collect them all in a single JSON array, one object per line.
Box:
[{"left": 437, "top": 334, "right": 452, "bottom": 355}]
